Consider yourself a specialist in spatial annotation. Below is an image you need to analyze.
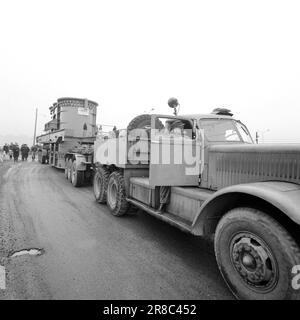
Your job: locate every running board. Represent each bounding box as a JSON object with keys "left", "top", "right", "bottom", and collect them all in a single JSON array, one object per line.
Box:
[{"left": 127, "top": 198, "right": 192, "bottom": 233}]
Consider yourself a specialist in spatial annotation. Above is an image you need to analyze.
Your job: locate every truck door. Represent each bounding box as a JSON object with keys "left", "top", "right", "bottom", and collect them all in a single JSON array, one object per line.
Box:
[{"left": 149, "top": 115, "right": 204, "bottom": 187}]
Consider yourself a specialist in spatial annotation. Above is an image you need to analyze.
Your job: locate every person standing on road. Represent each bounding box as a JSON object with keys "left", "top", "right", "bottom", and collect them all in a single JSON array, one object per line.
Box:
[
  {"left": 13, "top": 144, "right": 20, "bottom": 162},
  {"left": 0, "top": 147, "right": 3, "bottom": 163},
  {"left": 3, "top": 144, "right": 9, "bottom": 160},
  {"left": 9, "top": 142, "right": 15, "bottom": 160},
  {"left": 31, "top": 145, "right": 37, "bottom": 161},
  {"left": 21, "top": 144, "right": 30, "bottom": 161}
]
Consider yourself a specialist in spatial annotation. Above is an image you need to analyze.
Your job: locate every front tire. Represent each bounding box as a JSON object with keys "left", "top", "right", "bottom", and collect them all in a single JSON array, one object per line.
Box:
[
  {"left": 214, "top": 207, "right": 300, "bottom": 300},
  {"left": 107, "top": 171, "right": 129, "bottom": 216}
]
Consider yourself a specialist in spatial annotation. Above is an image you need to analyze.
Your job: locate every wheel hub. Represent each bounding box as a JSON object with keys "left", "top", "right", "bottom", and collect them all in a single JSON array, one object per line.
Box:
[
  {"left": 231, "top": 233, "right": 277, "bottom": 290},
  {"left": 242, "top": 253, "right": 256, "bottom": 270}
]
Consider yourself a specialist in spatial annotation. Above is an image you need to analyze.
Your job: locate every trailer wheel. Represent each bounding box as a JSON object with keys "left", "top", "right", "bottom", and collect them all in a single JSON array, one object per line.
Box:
[
  {"left": 107, "top": 171, "right": 129, "bottom": 216},
  {"left": 214, "top": 207, "right": 300, "bottom": 300},
  {"left": 71, "top": 161, "right": 84, "bottom": 187},
  {"left": 64, "top": 159, "right": 69, "bottom": 178},
  {"left": 93, "top": 167, "right": 110, "bottom": 203},
  {"left": 67, "top": 159, "right": 73, "bottom": 181}
]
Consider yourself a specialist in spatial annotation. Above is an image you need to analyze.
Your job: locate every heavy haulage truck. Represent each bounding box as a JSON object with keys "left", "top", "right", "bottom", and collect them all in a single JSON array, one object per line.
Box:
[
  {"left": 37, "top": 97, "right": 300, "bottom": 299},
  {"left": 93, "top": 101, "right": 300, "bottom": 300},
  {"left": 37, "top": 97, "right": 98, "bottom": 186}
]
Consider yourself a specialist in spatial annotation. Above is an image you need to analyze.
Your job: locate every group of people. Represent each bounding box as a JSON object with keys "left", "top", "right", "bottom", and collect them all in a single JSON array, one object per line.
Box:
[{"left": 0, "top": 143, "right": 37, "bottom": 163}]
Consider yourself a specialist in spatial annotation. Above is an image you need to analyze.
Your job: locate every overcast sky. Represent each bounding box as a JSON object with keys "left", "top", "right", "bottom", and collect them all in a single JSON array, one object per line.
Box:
[{"left": 1, "top": 0, "right": 300, "bottom": 145}]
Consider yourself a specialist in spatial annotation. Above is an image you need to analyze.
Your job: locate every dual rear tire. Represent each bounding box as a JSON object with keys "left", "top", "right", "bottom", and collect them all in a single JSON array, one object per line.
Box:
[
  {"left": 93, "top": 167, "right": 110, "bottom": 204},
  {"left": 65, "top": 159, "right": 84, "bottom": 187},
  {"left": 64, "top": 159, "right": 70, "bottom": 179},
  {"left": 65, "top": 159, "right": 73, "bottom": 180},
  {"left": 93, "top": 168, "right": 129, "bottom": 216}
]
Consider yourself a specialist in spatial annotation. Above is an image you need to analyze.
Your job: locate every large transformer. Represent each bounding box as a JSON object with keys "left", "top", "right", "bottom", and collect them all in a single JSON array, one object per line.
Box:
[
  {"left": 37, "top": 97, "right": 98, "bottom": 185},
  {"left": 51, "top": 97, "right": 98, "bottom": 137}
]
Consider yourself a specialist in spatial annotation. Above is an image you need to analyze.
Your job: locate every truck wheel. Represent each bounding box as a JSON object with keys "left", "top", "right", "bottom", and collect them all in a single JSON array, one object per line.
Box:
[
  {"left": 93, "top": 167, "right": 110, "bottom": 203},
  {"left": 71, "top": 161, "right": 84, "bottom": 187},
  {"left": 67, "top": 159, "right": 73, "bottom": 181},
  {"left": 214, "top": 207, "right": 300, "bottom": 300},
  {"left": 64, "top": 159, "right": 69, "bottom": 178},
  {"left": 107, "top": 171, "right": 129, "bottom": 216}
]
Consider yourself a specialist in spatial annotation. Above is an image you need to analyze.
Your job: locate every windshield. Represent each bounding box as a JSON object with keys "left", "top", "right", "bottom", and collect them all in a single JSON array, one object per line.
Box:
[{"left": 199, "top": 119, "right": 253, "bottom": 143}]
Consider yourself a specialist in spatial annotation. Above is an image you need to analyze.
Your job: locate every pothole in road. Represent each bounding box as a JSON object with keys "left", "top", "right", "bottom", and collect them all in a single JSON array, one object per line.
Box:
[{"left": 9, "top": 248, "right": 44, "bottom": 258}]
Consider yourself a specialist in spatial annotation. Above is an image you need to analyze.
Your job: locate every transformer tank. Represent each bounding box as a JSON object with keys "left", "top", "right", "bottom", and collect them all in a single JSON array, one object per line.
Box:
[{"left": 36, "top": 97, "right": 98, "bottom": 186}]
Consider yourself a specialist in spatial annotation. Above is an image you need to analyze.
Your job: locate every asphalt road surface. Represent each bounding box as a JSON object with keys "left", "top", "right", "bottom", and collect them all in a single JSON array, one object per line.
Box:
[{"left": 0, "top": 160, "right": 233, "bottom": 300}]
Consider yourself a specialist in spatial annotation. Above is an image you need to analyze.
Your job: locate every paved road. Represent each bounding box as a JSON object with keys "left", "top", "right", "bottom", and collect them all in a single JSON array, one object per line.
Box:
[{"left": 0, "top": 160, "right": 232, "bottom": 299}]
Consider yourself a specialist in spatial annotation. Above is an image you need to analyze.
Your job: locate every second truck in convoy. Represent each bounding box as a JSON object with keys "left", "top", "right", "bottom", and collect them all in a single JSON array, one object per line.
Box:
[
  {"left": 37, "top": 97, "right": 98, "bottom": 186},
  {"left": 38, "top": 97, "right": 300, "bottom": 300}
]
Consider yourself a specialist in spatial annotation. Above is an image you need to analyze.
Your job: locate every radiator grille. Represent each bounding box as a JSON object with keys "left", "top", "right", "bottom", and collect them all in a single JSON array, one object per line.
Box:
[{"left": 209, "top": 150, "right": 300, "bottom": 190}]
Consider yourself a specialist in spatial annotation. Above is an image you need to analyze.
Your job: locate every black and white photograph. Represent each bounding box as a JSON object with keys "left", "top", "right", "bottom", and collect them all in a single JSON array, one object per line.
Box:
[{"left": 0, "top": 0, "right": 300, "bottom": 308}]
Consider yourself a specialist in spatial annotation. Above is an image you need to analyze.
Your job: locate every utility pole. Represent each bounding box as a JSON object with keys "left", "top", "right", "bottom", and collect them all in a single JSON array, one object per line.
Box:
[
  {"left": 33, "top": 108, "right": 38, "bottom": 146},
  {"left": 255, "top": 131, "right": 259, "bottom": 144}
]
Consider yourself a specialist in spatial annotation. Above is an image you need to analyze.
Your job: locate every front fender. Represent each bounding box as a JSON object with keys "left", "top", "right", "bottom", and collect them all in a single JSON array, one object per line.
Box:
[{"left": 191, "top": 181, "right": 300, "bottom": 236}]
